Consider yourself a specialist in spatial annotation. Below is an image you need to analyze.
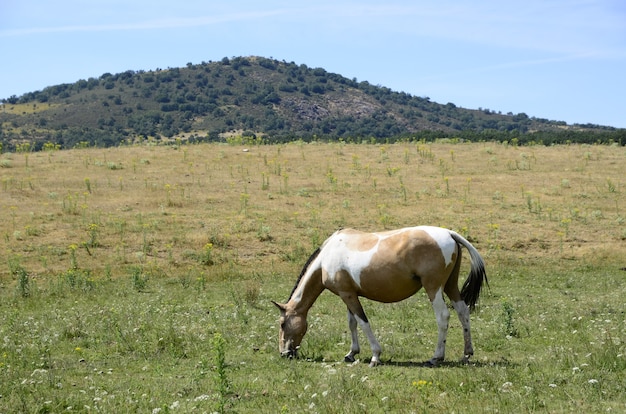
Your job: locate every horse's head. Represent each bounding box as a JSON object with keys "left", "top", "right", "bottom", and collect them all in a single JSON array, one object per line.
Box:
[{"left": 272, "top": 301, "right": 308, "bottom": 358}]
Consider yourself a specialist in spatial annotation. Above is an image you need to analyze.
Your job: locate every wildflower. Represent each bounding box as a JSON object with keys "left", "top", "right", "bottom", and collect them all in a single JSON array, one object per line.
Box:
[
  {"left": 194, "top": 395, "right": 210, "bottom": 402},
  {"left": 412, "top": 380, "right": 432, "bottom": 390},
  {"left": 588, "top": 379, "right": 599, "bottom": 385},
  {"left": 500, "top": 382, "right": 513, "bottom": 392}
]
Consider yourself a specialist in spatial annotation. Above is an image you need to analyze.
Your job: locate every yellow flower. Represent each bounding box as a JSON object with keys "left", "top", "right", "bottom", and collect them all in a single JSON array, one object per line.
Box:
[{"left": 412, "top": 380, "right": 432, "bottom": 390}]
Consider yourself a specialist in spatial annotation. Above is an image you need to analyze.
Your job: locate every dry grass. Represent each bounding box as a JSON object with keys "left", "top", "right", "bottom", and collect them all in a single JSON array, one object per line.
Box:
[
  {"left": 1, "top": 102, "right": 60, "bottom": 115},
  {"left": 1, "top": 141, "right": 624, "bottom": 282}
]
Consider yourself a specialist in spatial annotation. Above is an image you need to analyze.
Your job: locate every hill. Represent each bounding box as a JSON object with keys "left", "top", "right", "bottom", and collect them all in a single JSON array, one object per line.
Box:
[{"left": 1, "top": 56, "right": 624, "bottom": 149}]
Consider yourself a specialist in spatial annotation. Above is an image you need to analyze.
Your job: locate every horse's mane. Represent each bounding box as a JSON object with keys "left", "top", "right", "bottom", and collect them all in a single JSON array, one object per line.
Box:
[{"left": 287, "top": 247, "right": 321, "bottom": 301}]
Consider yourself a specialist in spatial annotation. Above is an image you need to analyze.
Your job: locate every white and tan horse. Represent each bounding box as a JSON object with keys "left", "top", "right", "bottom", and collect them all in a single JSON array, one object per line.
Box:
[{"left": 273, "top": 226, "right": 488, "bottom": 367}]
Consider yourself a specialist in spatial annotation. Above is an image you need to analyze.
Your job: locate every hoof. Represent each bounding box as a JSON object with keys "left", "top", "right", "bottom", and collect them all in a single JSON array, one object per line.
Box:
[
  {"left": 344, "top": 355, "right": 356, "bottom": 363},
  {"left": 368, "top": 360, "right": 379, "bottom": 368},
  {"left": 425, "top": 357, "right": 443, "bottom": 367}
]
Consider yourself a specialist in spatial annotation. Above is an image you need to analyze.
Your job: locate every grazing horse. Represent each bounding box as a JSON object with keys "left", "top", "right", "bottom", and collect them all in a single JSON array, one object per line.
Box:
[{"left": 273, "top": 226, "right": 487, "bottom": 367}]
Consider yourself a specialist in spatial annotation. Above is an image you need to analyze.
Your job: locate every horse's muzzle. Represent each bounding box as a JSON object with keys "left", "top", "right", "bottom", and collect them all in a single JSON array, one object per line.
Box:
[{"left": 281, "top": 349, "right": 297, "bottom": 358}]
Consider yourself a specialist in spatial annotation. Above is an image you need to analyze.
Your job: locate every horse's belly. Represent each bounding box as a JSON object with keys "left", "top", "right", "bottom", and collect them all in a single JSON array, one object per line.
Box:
[{"left": 359, "top": 277, "right": 422, "bottom": 303}]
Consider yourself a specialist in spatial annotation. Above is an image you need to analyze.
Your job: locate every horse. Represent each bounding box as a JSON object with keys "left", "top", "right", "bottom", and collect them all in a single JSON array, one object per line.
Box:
[{"left": 272, "top": 226, "right": 488, "bottom": 367}]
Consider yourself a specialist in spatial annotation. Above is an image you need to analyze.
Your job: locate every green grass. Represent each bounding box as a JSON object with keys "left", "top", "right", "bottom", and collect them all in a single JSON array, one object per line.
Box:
[
  {"left": 1, "top": 141, "right": 625, "bottom": 412},
  {"left": 1, "top": 260, "right": 623, "bottom": 412}
]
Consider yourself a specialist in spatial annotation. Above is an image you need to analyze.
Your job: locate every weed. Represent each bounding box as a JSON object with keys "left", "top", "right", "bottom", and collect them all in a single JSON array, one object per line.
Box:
[
  {"left": 178, "top": 271, "right": 192, "bottom": 288},
  {"left": 198, "top": 243, "right": 215, "bottom": 266},
  {"left": 326, "top": 168, "right": 337, "bottom": 186},
  {"left": 257, "top": 223, "right": 272, "bottom": 242},
  {"left": 62, "top": 193, "right": 80, "bottom": 215},
  {"left": 130, "top": 266, "right": 149, "bottom": 291},
  {"left": 212, "top": 333, "right": 230, "bottom": 413},
  {"left": 297, "top": 187, "right": 311, "bottom": 197},
  {"left": 377, "top": 204, "right": 394, "bottom": 228},
  {"left": 386, "top": 166, "right": 400, "bottom": 176},
  {"left": 141, "top": 224, "right": 151, "bottom": 256},
  {"left": 9, "top": 258, "right": 30, "bottom": 298},
  {"left": 86, "top": 223, "right": 100, "bottom": 248},
  {"left": 84, "top": 177, "right": 92, "bottom": 193},
  {"left": 261, "top": 172, "right": 270, "bottom": 190},
  {"left": 68, "top": 244, "right": 79, "bottom": 269},
  {"left": 379, "top": 145, "right": 389, "bottom": 161},
  {"left": 488, "top": 223, "right": 500, "bottom": 249},
  {"left": 351, "top": 154, "right": 361, "bottom": 170},
  {"left": 240, "top": 192, "right": 250, "bottom": 215},
  {"left": 403, "top": 149, "right": 410, "bottom": 164},
  {"left": 244, "top": 281, "right": 261, "bottom": 306},
  {"left": 607, "top": 178, "right": 617, "bottom": 193},
  {"left": 196, "top": 272, "right": 207, "bottom": 291},
  {"left": 63, "top": 268, "right": 95, "bottom": 291},
  {"left": 500, "top": 300, "right": 518, "bottom": 337},
  {"left": 526, "top": 194, "right": 542, "bottom": 214}
]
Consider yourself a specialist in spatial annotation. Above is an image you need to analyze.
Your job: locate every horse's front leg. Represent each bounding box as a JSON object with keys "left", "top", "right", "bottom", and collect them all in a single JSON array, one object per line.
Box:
[
  {"left": 344, "top": 310, "right": 360, "bottom": 363},
  {"left": 340, "top": 294, "right": 382, "bottom": 367}
]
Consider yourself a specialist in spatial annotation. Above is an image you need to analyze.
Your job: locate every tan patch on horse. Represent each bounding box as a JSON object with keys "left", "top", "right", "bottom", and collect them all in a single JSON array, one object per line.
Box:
[
  {"left": 341, "top": 229, "right": 379, "bottom": 251},
  {"left": 356, "top": 228, "right": 457, "bottom": 303}
]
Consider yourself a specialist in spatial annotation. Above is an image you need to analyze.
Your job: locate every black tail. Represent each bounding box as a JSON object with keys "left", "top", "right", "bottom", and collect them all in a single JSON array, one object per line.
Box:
[{"left": 450, "top": 232, "right": 488, "bottom": 311}]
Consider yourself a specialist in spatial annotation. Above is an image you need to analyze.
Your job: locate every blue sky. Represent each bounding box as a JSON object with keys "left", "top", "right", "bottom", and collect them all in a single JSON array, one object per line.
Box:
[{"left": 1, "top": 0, "right": 625, "bottom": 127}]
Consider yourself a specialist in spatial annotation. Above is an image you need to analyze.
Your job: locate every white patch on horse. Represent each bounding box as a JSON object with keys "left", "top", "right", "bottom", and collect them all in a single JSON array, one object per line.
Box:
[
  {"left": 324, "top": 233, "right": 382, "bottom": 288},
  {"left": 420, "top": 226, "right": 455, "bottom": 266},
  {"left": 291, "top": 283, "right": 304, "bottom": 303},
  {"left": 291, "top": 256, "right": 321, "bottom": 304}
]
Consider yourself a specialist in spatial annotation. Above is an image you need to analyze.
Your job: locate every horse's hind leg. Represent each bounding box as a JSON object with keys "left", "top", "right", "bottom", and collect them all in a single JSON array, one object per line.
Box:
[
  {"left": 429, "top": 287, "right": 450, "bottom": 365},
  {"left": 444, "top": 250, "right": 474, "bottom": 361},
  {"left": 344, "top": 310, "right": 360, "bottom": 363},
  {"left": 452, "top": 300, "right": 474, "bottom": 361}
]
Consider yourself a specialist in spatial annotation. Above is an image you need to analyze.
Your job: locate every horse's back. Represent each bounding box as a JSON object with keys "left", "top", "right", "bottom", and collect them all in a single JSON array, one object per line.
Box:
[{"left": 320, "top": 226, "right": 457, "bottom": 303}]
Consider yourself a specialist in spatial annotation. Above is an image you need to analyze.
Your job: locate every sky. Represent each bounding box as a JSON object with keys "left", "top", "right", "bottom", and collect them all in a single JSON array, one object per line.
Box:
[{"left": 1, "top": 0, "right": 625, "bottom": 128}]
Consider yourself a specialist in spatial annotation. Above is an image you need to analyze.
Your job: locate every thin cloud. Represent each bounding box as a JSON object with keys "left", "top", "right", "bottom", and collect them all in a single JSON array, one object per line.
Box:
[
  {"left": 4, "top": 1, "right": 623, "bottom": 59},
  {"left": 0, "top": 9, "right": 286, "bottom": 37}
]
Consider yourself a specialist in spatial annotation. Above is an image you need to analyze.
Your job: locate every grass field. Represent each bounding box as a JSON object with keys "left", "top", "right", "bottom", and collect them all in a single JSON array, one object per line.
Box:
[{"left": 1, "top": 140, "right": 625, "bottom": 413}]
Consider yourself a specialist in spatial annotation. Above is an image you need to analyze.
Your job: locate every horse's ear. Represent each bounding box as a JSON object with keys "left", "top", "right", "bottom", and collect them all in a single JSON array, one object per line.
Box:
[{"left": 272, "top": 300, "right": 287, "bottom": 312}]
